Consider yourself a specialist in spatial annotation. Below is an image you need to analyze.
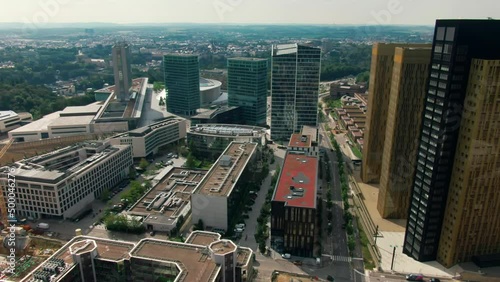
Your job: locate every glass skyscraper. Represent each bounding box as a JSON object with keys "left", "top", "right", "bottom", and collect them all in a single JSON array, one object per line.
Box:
[
  {"left": 270, "top": 44, "right": 321, "bottom": 141},
  {"left": 164, "top": 54, "right": 200, "bottom": 116},
  {"left": 227, "top": 58, "right": 268, "bottom": 126},
  {"left": 404, "top": 19, "right": 500, "bottom": 264}
]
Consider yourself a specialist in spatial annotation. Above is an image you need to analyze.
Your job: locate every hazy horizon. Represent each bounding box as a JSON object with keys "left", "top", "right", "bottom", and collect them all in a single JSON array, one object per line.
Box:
[{"left": 1, "top": 0, "right": 499, "bottom": 26}]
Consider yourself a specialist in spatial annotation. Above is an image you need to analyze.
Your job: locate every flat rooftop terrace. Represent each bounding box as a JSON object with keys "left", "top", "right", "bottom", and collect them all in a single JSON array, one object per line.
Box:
[
  {"left": 196, "top": 142, "right": 257, "bottom": 197},
  {"left": 289, "top": 133, "right": 312, "bottom": 148},
  {"left": 59, "top": 237, "right": 134, "bottom": 264},
  {"left": 131, "top": 239, "right": 220, "bottom": 282},
  {"left": 186, "top": 231, "right": 221, "bottom": 245},
  {"left": 273, "top": 153, "right": 318, "bottom": 209},
  {"left": 129, "top": 168, "right": 207, "bottom": 216}
]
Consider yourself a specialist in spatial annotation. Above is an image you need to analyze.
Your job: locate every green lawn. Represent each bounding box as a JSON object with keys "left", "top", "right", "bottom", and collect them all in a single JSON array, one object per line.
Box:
[
  {"left": 351, "top": 146, "right": 363, "bottom": 159},
  {"left": 357, "top": 220, "right": 376, "bottom": 270}
]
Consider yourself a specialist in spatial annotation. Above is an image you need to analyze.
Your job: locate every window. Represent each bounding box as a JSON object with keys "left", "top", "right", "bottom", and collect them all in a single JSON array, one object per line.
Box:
[
  {"left": 436, "top": 27, "right": 446, "bottom": 40},
  {"left": 445, "top": 27, "right": 455, "bottom": 41}
]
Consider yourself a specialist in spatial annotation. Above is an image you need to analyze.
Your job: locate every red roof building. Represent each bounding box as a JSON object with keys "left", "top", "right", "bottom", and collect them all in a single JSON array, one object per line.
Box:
[{"left": 271, "top": 152, "right": 318, "bottom": 257}]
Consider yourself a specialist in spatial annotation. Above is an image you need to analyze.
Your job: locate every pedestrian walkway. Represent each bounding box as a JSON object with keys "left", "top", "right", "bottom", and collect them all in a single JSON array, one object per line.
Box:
[{"left": 322, "top": 254, "right": 363, "bottom": 263}]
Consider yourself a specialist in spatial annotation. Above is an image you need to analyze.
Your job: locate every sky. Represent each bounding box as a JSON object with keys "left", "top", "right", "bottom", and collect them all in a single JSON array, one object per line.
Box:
[{"left": 1, "top": 0, "right": 500, "bottom": 25}]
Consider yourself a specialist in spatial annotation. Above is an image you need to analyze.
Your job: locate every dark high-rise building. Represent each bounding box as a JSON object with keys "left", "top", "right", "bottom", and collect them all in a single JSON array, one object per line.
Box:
[
  {"left": 270, "top": 44, "right": 321, "bottom": 141},
  {"left": 404, "top": 19, "right": 500, "bottom": 265},
  {"left": 112, "top": 43, "right": 133, "bottom": 102},
  {"left": 164, "top": 54, "right": 200, "bottom": 116},
  {"left": 228, "top": 58, "right": 268, "bottom": 126}
]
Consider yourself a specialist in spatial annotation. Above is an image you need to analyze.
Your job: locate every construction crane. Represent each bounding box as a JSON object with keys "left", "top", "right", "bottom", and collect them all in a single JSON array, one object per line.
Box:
[{"left": 0, "top": 138, "right": 14, "bottom": 228}]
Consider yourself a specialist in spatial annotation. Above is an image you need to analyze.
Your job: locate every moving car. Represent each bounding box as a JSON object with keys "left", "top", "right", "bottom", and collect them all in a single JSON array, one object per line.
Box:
[{"left": 406, "top": 273, "right": 423, "bottom": 281}]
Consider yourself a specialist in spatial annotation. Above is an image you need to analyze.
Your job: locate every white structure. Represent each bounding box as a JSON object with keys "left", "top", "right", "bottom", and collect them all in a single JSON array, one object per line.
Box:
[
  {"left": 191, "top": 142, "right": 257, "bottom": 230},
  {"left": 109, "top": 116, "right": 187, "bottom": 158},
  {"left": 0, "top": 141, "right": 132, "bottom": 219},
  {"left": 0, "top": 111, "right": 32, "bottom": 133},
  {"left": 200, "top": 78, "right": 222, "bottom": 107}
]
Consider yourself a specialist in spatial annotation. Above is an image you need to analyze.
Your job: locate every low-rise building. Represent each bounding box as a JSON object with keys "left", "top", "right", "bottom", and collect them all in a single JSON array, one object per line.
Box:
[
  {"left": 192, "top": 142, "right": 257, "bottom": 231},
  {"left": 110, "top": 116, "right": 187, "bottom": 158},
  {"left": 127, "top": 167, "right": 208, "bottom": 233},
  {"left": 0, "top": 111, "right": 32, "bottom": 134},
  {"left": 329, "top": 82, "right": 366, "bottom": 99},
  {"left": 0, "top": 141, "right": 132, "bottom": 219},
  {"left": 271, "top": 152, "right": 318, "bottom": 257},
  {"left": 21, "top": 231, "right": 254, "bottom": 282},
  {"left": 287, "top": 133, "right": 319, "bottom": 157},
  {"left": 187, "top": 124, "right": 265, "bottom": 161}
]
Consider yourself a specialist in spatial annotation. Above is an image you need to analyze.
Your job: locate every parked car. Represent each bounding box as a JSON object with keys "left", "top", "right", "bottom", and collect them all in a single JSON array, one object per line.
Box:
[
  {"left": 293, "top": 260, "right": 303, "bottom": 266},
  {"left": 235, "top": 223, "right": 245, "bottom": 229},
  {"left": 281, "top": 253, "right": 291, "bottom": 259},
  {"left": 173, "top": 154, "right": 178, "bottom": 159},
  {"left": 406, "top": 274, "right": 423, "bottom": 281},
  {"left": 167, "top": 153, "right": 173, "bottom": 158},
  {"left": 430, "top": 279, "right": 440, "bottom": 282}
]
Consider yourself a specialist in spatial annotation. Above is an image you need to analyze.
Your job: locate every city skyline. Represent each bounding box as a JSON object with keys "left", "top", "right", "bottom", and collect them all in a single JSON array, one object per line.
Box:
[{"left": 1, "top": 0, "right": 499, "bottom": 26}]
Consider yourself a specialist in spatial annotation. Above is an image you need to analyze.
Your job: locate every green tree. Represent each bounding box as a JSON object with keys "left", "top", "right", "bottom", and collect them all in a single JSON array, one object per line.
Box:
[
  {"left": 139, "top": 158, "right": 149, "bottom": 170},
  {"left": 348, "top": 236, "right": 356, "bottom": 252},
  {"left": 185, "top": 153, "right": 197, "bottom": 169},
  {"left": 259, "top": 241, "right": 266, "bottom": 254},
  {"left": 100, "top": 189, "right": 111, "bottom": 202}
]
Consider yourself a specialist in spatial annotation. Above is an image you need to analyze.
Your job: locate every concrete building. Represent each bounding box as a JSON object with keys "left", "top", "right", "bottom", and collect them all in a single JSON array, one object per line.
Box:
[
  {"left": 164, "top": 54, "right": 200, "bottom": 116},
  {"left": 0, "top": 141, "right": 132, "bottom": 219},
  {"left": 403, "top": 19, "right": 500, "bottom": 266},
  {"left": 362, "top": 43, "right": 428, "bottom": 184},
  {"left": 21, "top": 231, "right": 254, "bottom": 282},
  {"left": 192, "top": 142, "right": 257, "bottom": 231},
  {"left": 329, "top": 82, "right": 366, "bottom": 98},
  {"left": 128, "top": 167, "right": 207, "bottom": 233},
  {"left": 228, "top": 58, "right": 268, "bottom": 126},
  {"left": 271, "top": 152, "right": 318, "bottom": 257},
  {"left": 287, "top": 133, "right": 319, "bottom": 157},
  {"left": 187, "top": 124, "right": 266, "bottom": 161},
  {"left": 0, "top": 111, "right": 32, "bottom": 134},
  {"left": 109, "top": 116, "right": 187, "bottom": 158},
  {"left": 270, "top": 44, "right": 321, "bottom": 141},
  {"left": 200, "top": 78, "right": 223, "bottom": 107},
  {"left": 191, "top": 106, "right": 242, "bottom": 126},
  {"left": 10, "top": 78, "right": 149, "bottom": 142},
  {"left": 112, "top": 42, "right": 133, "bottom": 102},
  {"left": 377, "top": 46, "right": 432, "bottom": 219}
]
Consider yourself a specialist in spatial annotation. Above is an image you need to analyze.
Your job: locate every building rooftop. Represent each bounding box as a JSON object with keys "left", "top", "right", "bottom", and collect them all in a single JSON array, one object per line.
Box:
[
  {"left": 273, "top": 152, "right": 318, "bottom": 209},
  {"left": 189, "top": 124, "right": 265, "bottom": 137},
  {"left": 185, "top": 231, "right": 221, "bottom": 245},
  {"left": 95, "top": 77, "right": 148, "bottom": 120},
  {"left": 131, "top": 239, "right": 220, "bottom": 282},
  {"left": 60, "top": 104, "right": 102, "bottom": 116},
  {"left": 129, "top": 168, "right": 207, "bottom": 218},
  {"left": 209, "top": 240, "right": 237, "bottom": 255},
  {"left": 228, "top": 57, "right": 268, "bottom": 62},
  {"left": 192, "top": 106, "right": 239, "bottom": 120},
  {"left": 48, "top": 115, "right": 94, "bottom": 127},
  {"left": 301, "top": 126, "right": 318, "bottom": 143},
  {"left": 195, "top": 142, "right": 257, "bottom": 197},
  {"left": 200, "top": 78, "right": 222, "bottom": 91},
  {"left": 0, "top": 110, "right": 17, "bottom": 121},
  {"left": 10, "top": 111, "right": 60, "bottom": 134},
  {"left": 236, "top": 248, "right": 252, "bottom": 266},
  {"left": 288, "top": 134, "right": 312, "bottom": 148},
  {"left": 113, "top": 116, "right": 185, "bottom": 138}
]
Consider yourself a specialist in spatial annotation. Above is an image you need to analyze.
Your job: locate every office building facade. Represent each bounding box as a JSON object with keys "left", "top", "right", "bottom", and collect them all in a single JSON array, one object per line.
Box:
[
  {"left": 0, "top": 141, "right": 132, "bottom": 220},
  {"left": 362, "top": 43, "right": 425, "bottom": 183},
  {"left": 404, "top": 19, "right": 500, "bottom": 264},
  {"left": 164, "top": 54, "right": 200, "bottom": 116},
  {"left": 112, "top": 42, "right": 133, "bottom": 102},
  {"left": 377, "top": 46, "right": 432, "bottom": 219},
  {"left": 436, "top": 59, "right": 500, "bottom": 267},
  {"left": 228, "top": 58, "right": 268, "bottom": 126},
  {"left": 270, "top": 44, "right": 321, "bottom": 141}
]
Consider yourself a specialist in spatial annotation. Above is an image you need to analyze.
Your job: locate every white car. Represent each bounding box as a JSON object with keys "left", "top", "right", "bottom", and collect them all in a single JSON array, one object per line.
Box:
[
  {"left": 282, "top": 253, "right": 291, "bottom": 259},
  {"left": 235, "top": 223, "right": 246, "bottom": 229}
]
